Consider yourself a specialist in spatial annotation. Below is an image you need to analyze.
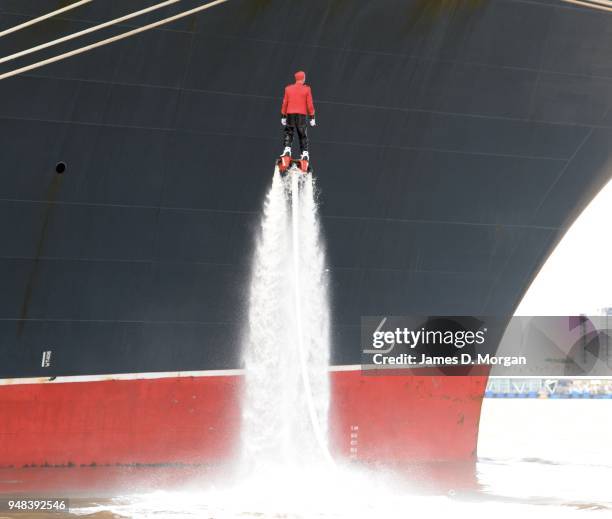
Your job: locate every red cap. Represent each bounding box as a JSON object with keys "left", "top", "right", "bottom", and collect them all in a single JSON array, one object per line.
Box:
[{"left": 294, "top": 70, "right": 306, "bottom": 83}]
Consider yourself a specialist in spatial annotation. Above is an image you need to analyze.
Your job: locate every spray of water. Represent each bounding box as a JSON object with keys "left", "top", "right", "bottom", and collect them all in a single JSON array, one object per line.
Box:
[
  {"left": 290, "top": 171, "right": 333, "bottom": 465},
  {"left": 242, "top": 169, "right": 331, "bottom": 470}
]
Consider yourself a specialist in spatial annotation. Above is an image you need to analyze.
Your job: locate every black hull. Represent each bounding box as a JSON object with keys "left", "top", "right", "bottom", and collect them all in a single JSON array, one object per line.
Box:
[{"left": 0, "top": 0, "right": 611, "bottom": 378}]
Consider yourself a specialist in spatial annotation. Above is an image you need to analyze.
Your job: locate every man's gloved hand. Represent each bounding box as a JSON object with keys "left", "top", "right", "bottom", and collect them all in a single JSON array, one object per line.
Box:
[
  {"left": 281, "top": 117, "right": 287, "bottom": 126},
  {"left": 309, "top": 118, "right": 316, "bottom": 127}
]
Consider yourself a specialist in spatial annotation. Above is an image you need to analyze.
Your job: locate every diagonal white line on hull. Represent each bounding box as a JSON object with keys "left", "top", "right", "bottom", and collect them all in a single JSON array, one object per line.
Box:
[
  {"left": 0, "top": 0, "right": 231, "bottom": 81},
  {"left": 0, "top": 0, "right": 182, "bottom": 66},
  {"left": 0, "top": 0, "right": 93, "bottom": 38}
]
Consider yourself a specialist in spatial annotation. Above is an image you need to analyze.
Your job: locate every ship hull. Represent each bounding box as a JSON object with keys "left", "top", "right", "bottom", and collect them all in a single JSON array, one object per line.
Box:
[
  {"left": 0, "top": 368, "right": 486, "bottom": 491},
  {"left": 1, "top": 0, "right": 612, "bottom": 493}
]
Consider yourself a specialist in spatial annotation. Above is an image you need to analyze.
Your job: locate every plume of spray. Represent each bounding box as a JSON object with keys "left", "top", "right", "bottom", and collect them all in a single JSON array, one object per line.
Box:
[
  {"left": 242, "top": 169, "right": 331, "bottom": 472},
  {"left": 290, "top": 171, "right": 332, "bottom": 465}
]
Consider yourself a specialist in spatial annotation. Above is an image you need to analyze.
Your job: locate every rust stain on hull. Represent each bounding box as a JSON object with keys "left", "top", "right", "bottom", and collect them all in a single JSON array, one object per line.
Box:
[{"left": 17, "top": 174, "right": 63, "bottom": 336}]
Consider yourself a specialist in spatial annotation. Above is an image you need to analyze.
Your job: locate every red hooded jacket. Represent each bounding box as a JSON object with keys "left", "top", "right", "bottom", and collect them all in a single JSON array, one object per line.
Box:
[{"left": 281, "top": 75, "right": 315, "bottom": 116}]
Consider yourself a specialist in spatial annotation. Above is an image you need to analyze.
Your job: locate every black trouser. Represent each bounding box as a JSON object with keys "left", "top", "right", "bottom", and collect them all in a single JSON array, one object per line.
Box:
[{"left": 283, "top": 114, "right": 309, "bottom": 155}]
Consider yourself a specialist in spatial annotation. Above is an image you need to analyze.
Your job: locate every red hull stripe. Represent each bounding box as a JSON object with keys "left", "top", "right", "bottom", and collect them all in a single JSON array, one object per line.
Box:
[{"left": 0, "top": 371, "right": 487, "bottom": 468}]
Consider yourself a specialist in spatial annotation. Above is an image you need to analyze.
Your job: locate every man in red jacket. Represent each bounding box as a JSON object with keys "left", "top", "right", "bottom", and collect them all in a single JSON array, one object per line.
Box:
[{"left": 281, "top": 70, "right": 316, "bottom": 168}]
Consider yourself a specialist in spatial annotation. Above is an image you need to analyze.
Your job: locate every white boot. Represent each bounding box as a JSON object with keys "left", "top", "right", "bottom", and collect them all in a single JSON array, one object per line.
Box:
[
  {"left": 282, "top": 146, "right": 291, "bottom": 157},
  {"left": 300, "top": 151, "right": 309, "bottom": 161}
]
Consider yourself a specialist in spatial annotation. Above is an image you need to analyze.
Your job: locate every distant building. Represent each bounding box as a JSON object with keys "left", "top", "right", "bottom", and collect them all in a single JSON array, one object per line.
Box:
[{"left": 485, "top": 378, "right": 612, "bottom": 398}]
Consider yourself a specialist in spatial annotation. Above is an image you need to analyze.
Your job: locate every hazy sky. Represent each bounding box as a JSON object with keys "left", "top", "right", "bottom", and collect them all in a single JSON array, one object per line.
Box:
[{"left": 515, "top": 179, "right": 612, "bottom": 316}]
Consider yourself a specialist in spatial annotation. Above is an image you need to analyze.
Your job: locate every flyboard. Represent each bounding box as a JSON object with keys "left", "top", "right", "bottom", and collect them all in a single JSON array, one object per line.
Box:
[
  {"left": 273, "top": 152, "right": 334, "bottom": 467},
  {"left": 276, "top": 152, "right": 313, "bottom": 175}
]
